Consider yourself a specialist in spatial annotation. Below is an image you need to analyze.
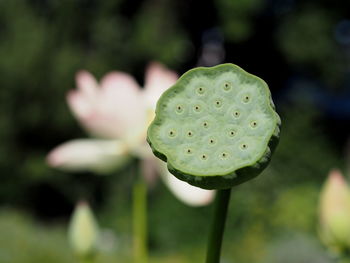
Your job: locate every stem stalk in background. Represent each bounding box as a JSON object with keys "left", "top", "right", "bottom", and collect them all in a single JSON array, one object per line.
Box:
[
  {"left": 205, "top": 188, "right": 232, "bottom": 263},
  {"left": 133, "top": 159, "right": 148, "bottom": 263}
]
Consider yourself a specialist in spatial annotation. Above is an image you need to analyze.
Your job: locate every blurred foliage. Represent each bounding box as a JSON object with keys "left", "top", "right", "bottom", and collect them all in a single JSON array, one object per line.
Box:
[
  {"left": 0, "top": 208, "right": 212, "bottom": 263},
  {"left": 0, "top": 178, "right": 336, "bottom": 263},
  {"left": 277, "top": 5, "right": 347, "bottom": 88},
  {"left": 270, "top": 184, "right": 318, "bottom": 233},
  {"left": 0, "top": 209, "right": 76, "bottom": 263},
  {"left": 263, "top": 233, "right": 333, "bottom": 263},
  {"left": 132, "top": 0, "right": 190, "bottom": 65},
  {"left": 215, "top": 0, "right": 265, "bottom": 42}
]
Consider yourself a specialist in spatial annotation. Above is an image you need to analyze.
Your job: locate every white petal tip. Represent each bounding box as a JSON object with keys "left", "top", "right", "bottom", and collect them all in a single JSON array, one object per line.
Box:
[{"left": 162, "top": 172, "right": 215, "bottom": 207}]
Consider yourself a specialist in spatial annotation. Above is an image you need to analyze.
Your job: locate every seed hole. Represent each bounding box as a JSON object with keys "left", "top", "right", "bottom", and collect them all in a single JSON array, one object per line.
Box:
[
  {"left": 194, "top": 105, "right": 201, "bottom": 112},
  {"left": 215, "top": 100, "right": 222, "bottom": 108},
  {"left": 203, "top": 122, "right": 208, "bottom": 128},
  {"left": 209, "top": 139, "right": 214, "bottom": 144},
  {"left": 243, "top": 95, "right": 250, "bottom": 103},
  {"left": 241, "top": 144, "right": 248, "bottom": 150},
  {"left": 233, "top": 111, "right": 240, "bottom": 118},
  {"left": 169, "top": 130, "right": 176, "bottom": 137},
  {"left": 187, "top": 149, "right": 192, "bottom": 153},
  {"left": 197, "top": 87, "right": 205, "bottom": 95},
  {"left": 229, "top": 130, "right": 236, "bottom": 137},
  {"left": 250, "top": 121, "right": 258, "bottom": 128},
  {"left": 187, "top": 131, "right": 193, "bottom": 137},
  {"left": 175, "top": 105, "right": 184, "bottom": 113},
  {"left": 223, "top": 82, "right": 231, "bottom": 91},
  {"left": 222, "top": 153, "right": 227, "bottom": 158},
  {"left": 201, "top": 154, "right": 207, "bottom": 160}
]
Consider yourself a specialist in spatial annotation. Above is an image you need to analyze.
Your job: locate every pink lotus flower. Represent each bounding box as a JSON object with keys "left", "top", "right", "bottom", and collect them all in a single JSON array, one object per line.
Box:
[{"left": 47, "top": 62, "right": 214, "bottom": 206}]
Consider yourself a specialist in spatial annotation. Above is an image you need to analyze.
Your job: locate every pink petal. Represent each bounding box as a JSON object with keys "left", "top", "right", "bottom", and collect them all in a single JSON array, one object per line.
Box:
[
  {"left": 67, "top": 90, "right": 93, "bottom": 120},
  {"left": 75, "top": 70, "right": 99, "bottom": 99},
  {"left": 143, "top": 62, "right": 178, "bottom": 110},
  {"left": 98, "top": 72, "right": 147, "bottom": 138},
  {"left": 328, "top": 169, "right": 345, "bottom": 186},
  {"left": 67, "top": 89, "right": 123, "bottom": 139}
]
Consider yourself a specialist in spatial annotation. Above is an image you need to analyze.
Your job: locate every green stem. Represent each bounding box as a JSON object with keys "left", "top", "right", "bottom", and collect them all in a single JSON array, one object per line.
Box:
[
  {"left": 132, "top": 160, "right": 148, "bottom": 263},
  {"left": 205, "top": 188, "right": 232, "bottom": 263}
]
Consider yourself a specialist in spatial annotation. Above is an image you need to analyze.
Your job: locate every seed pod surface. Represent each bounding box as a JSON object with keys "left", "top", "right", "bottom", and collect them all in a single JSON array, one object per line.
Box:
[{"left": 147, "top": 63, "right": 281, "bottom": 189}]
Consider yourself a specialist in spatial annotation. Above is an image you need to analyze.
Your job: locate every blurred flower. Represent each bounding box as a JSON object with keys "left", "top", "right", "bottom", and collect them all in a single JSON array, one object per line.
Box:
[
  {"left": 319, "top": 169, "right": 350, "bottom": 253},
  {"left": 47, "top": 62, "right": 214, "bottom": 206},
  {"left": 68, "top": 201, "right": 99, "bottom": 258},
  {"left": 47, "top": 139, "right": 129, "bottom": 173}
]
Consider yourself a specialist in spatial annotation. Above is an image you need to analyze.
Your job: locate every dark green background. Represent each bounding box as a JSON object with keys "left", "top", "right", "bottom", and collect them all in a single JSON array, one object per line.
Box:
[{"left": 0, "top": 0, "right": 349, "bottom": 262}]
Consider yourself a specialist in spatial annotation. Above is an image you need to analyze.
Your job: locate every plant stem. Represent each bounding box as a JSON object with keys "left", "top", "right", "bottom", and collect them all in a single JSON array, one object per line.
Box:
[
  {"left": 205, "top": 188, "right": 232, "bottom": 263},
  {"left": 133, "top": 159, "right": 148, "bottom": 263}
]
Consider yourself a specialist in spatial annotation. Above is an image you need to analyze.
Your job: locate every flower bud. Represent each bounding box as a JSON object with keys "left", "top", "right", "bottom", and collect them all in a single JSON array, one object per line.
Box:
[
  {"left": 319, "top": 169, "right": 350, "bottom": 253},
  {"left": 68, "top": 201, "right": 99, "bottom": 258}
]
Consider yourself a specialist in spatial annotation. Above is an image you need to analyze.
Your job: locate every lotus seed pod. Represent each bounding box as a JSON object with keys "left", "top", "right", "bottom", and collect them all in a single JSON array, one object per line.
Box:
[{"left": 147, "top": 63, "right": 281, "bottom": 190}]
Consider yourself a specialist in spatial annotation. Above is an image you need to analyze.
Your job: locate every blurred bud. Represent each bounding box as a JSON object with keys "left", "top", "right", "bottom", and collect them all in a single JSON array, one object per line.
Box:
[
  {"left": 68, "top": 201, "right": 99, "bottom": 258},
  {"left": 319, "top": 169, "right": 350, "bottom": 253}
]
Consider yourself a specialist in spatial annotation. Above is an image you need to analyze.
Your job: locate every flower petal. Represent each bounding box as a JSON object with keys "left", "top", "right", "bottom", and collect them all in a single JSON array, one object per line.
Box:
[
  {"left": 75, "top": 70, "right": 99, "bottom": 100},
  {"left": 98, "top": 72, "right": 147, "bottom": 139},
  {"left": 161, "top": 170, "right": 215, "bottom": 206},
  {"left": 143, "top": 62, "right": 178, "bottom": 110},
  {"left": 46, "top": 139, "right": 130, "bottom": 173},
  {"left": 67, "top": 90, "right": 93, "bottom": 120}
]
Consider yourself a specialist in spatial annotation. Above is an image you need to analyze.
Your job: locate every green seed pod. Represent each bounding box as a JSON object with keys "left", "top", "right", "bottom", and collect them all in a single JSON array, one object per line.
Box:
[{"left": 147, "top": 63, "right": 281, "bottom": 190}]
